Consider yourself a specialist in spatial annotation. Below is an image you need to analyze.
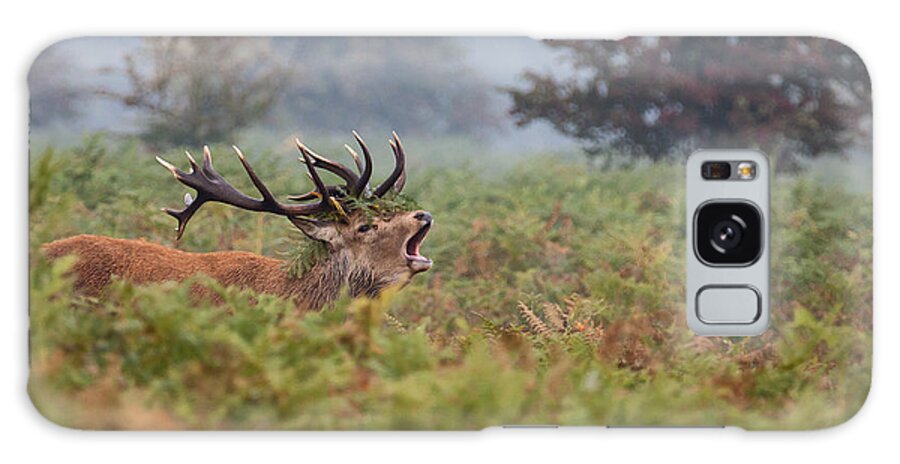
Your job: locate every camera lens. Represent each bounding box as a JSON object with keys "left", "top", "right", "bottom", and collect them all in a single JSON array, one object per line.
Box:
[
  {"left": 711, "top": 219, "right": 743, "bottom": 251},
  {"left": 695, "top": 202, "right": 762, "bottom": 266},
  {"left": 701, "top": 161, "right": 732, "bottom": 180}
]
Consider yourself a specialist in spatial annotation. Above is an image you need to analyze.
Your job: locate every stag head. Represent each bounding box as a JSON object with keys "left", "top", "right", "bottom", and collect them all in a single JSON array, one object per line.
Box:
[{"left": 156, "top": 131, "right": 433, "bottom": 287}]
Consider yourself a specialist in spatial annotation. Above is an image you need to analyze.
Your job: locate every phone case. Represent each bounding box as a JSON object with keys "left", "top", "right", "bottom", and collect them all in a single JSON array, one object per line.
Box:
[{"left": 28, "top": 36, "right": 872, "bottom": 430}]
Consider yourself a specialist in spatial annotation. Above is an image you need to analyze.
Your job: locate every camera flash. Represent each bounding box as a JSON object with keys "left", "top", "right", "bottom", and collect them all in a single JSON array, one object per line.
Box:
[{"left": 737, "top": 162, "right": 756, "bottom": 180}]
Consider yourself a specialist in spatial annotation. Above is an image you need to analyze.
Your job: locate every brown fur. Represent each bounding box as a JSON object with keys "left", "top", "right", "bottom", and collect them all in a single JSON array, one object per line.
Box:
[{"left": 43, "top": 210, "right": 432, "bottom": 312}]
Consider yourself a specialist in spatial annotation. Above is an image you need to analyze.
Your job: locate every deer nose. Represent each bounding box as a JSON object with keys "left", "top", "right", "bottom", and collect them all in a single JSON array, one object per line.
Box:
[{"left": 414, "top": 211, "right": 433, "bottom": 223}]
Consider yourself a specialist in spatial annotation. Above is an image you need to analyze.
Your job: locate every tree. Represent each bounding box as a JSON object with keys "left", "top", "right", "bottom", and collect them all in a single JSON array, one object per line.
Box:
[
  {"left": 508, "top": 37, "right": 870, "bottom": 163},
  {"left": 107, "top": 38, "right": 285, "bottom": 148}
]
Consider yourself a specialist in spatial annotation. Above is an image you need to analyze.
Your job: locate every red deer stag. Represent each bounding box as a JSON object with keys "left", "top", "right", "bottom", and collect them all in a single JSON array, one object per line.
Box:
[{"left": 44, "top": 132, "right": 433, "bottom": 311}]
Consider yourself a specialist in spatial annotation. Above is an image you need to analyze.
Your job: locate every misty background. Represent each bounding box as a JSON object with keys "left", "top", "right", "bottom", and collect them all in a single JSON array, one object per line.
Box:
[
  {"left": 29, "top": 37, "right": 577, "bottom": 155},
  {"left": 28, "top": 37, "right": 871, "bottom": 177}
]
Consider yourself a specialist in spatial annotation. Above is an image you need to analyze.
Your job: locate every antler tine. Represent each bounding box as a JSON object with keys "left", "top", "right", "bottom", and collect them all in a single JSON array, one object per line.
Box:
[
  {"left": 394, "top": 163, "right": 407, "bottom": 193},
  {"left": 293, "top": 138, "right": 359, "bottom": 190},
  {"left": 162, "top": 196, "right": 204, "bottom": 240},
  {"left": 373, "top": 131, "right": 406, "bottom": 197},
  {"left": 156, "top": 155, "right": 181, "bottom": 177},
  {"left": 391, "top": 132, "right": 407, "bottom": 193},
  {"left": 231, "top": 145, "right": 279, "bottom": 204},
  {"left": 156, "top": 153, "right": 214, "bottom": 240},
  {"left": 351, "top": 130, "right": 373, "bottom": 197},
  {"left": 296, "top": 145, "right": 333, "bottom": 212},
  {"left": 344, "top": 144, "right": 364, "bottom": 174},
  {"left": 201, "top": 145, "right": 215, "bottom": 176},
  {"left": 388, "top": 137, "right": 407, "bottom": 193},
  {"left": 185, "top": 150, "right": 201, "bottom": 172},
  {"left": 158, "top": 146, "right": 332, "bottom": 240}
]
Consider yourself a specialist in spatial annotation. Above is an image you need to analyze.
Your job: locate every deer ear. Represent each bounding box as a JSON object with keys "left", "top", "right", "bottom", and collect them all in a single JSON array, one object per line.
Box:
[{"left": 290, "top": 217, "right": 340, "bottom": 244}]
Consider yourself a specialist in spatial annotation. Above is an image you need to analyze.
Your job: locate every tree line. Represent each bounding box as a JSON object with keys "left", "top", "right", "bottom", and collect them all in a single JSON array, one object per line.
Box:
[{"left": 30, "top": 37, "right": 869, "bottom": 163}]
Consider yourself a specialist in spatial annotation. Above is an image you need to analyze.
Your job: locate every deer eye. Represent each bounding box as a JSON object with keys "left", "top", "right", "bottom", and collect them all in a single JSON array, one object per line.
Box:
[{"left": 357, "top": 224, "right": 375, "bottom": 233}]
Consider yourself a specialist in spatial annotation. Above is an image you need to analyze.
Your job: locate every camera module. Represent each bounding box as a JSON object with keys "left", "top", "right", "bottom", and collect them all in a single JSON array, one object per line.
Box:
[
  {"left": 694, "top": 201, "right": 762, "bottom": 266},
  {"left": 701, "top": 161, "right": 732, "bottom": 180}
]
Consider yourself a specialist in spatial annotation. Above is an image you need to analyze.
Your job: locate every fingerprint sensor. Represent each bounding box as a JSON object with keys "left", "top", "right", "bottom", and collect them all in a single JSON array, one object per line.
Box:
[{"left": 696, "top": 286, "right": 761, "bottom": 324}]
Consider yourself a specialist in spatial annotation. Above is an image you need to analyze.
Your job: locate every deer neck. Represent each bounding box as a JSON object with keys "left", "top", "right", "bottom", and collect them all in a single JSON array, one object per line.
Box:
[{"left": 286, "top": 250, "right": 392, "bottom": 311}]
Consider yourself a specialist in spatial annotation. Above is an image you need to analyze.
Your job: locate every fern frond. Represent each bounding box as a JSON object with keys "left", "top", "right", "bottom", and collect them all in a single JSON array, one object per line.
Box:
[
  {"left": 518, "top": 302, "right": 552, "bottom": 337},
  {"left": 543, "top": 302, "right": 567, "bottom": 332},
  {"left": 384, "top": 312, "right": 407, "bottom": 333},
  {"left": 283, "top": 238, "right": 330, "bottom": 278}
]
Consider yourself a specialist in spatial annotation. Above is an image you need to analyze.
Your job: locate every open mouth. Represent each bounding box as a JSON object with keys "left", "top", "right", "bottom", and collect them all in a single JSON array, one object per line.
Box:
[{"left": 404, "top": 220, "right": 433, "bottom": 273}]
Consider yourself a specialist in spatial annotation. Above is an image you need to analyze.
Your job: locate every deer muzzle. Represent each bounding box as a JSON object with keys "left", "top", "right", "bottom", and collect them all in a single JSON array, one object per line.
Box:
[{"left": 404, "top": 211, "right": 433, "bottom": 273}]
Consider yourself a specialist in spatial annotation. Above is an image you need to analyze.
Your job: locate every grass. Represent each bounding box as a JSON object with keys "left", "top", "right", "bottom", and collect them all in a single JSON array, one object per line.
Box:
[{"left": 28, "top": 134, "right": 872, "bottom": 430}]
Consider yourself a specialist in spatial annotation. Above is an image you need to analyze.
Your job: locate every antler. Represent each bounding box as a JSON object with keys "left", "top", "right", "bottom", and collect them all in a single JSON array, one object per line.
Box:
[
  {"left": 292, "top": 131, "right": 405, "bottom": 199},
  {"left": 290, "top": 131, "right": 375, "bottom": 200},
  {"left": 373, "top": 131, "right": 406, "bottom": 197},
  {"left": 351, "top": 130, "right": 374, "bottom": 196},
  {"left": 156, "top": 145, "right": 332, "bottom": 240},
  {"left": 296, "top": 140, "right": 360, "bottom": 193},
  {"left": 158, "top": 131, "right": 410, "bottom": 240}
]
